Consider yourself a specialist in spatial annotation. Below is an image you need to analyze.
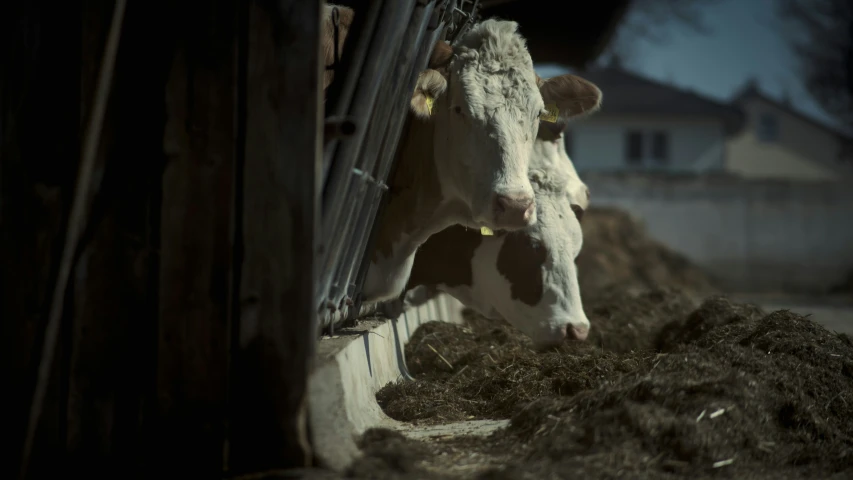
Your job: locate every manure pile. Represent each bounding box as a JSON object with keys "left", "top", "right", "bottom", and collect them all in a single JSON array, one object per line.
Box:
[
  {"left": 345, "top": 295, "right": 853, "bottom": 479},
  {"left": 577, "top": 207, "right": 716, "bottom": 300},
  {"left": 335, "top": 208, "right": 853, "bottom": 479}
]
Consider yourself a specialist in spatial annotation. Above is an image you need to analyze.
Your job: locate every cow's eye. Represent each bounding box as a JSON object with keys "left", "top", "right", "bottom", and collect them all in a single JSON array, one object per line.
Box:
[{"left": 570, "top": 204, "right": 585, "bottom": 222}]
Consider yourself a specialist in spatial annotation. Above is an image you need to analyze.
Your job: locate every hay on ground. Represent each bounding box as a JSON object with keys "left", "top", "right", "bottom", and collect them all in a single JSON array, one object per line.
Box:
[
  {"left": 577, "top": 207, "right": 717, "bottom": 297},
  {"left": 358, "top": 295, "right": 853, "bottom": 479}
]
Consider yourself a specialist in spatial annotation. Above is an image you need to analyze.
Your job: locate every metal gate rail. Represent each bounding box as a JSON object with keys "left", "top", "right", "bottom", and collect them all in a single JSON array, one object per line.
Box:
[{"left": 317, "top": 0, "right": 481, "bottom": 332}]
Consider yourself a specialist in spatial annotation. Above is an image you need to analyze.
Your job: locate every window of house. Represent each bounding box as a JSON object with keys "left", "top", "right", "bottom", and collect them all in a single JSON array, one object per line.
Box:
[
  {"left": 625, "top": 130, "right": 643, "bottom": 165},
  {"left": 757, "top": 113, "right": 779, "bottom": 142},
  {"left": 651, "top": 131, "right": 669, "bottom": 164}
]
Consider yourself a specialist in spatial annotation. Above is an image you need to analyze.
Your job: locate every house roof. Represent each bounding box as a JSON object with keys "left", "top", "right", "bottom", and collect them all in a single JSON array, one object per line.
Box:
[
  {"left": 733, "top": 82, "right": 853, "bottom": 143},
  {"left": 574, "top": 61, "right": 746, "bottom": 134}
]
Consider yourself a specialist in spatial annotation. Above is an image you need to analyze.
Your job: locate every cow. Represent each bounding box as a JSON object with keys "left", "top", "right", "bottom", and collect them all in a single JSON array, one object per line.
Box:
[
  {"left": 400, "top": 107, "right": 601, "bottom": 349},
  {"left": 319, "top": 6, "right": 601, "bottom": 308},
  {"left": 361, "top": 19, "right": 604, "bottom": 304}
]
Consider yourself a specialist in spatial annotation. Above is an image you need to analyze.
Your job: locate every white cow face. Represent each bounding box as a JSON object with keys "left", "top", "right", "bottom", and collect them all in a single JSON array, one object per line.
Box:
[
  {"left": 409, "top": 19, "right": 602, "bottom": 233},
  {"left": 504, "top": 129, "right": 590, "bottom": 348},
  {"left": 410, "top": 20, "right": 541, "bottom": 232},
  {"left": 532, "top": 120, "right": 591, "bottom": 216}
]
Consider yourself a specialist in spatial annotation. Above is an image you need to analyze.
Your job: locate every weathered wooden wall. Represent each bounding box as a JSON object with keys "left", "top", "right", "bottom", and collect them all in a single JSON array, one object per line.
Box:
[
  {"left": 1, "top": 2, "right": 82, "bottom": 478},
  {"left": 2, "top": 0, "right": 321, "bottom": 477},
  {"left": 1, "top": 0, "right": 627, "bottom": 476},
  {"left": 228, "top": 0, "right": 322, "bottom": 473},
  {"left": 156, "top": 0, "right": 236, "bottom": 475}
]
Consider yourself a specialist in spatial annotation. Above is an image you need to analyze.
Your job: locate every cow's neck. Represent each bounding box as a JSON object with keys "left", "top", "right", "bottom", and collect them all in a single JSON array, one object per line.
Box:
[{"left": 372, "top": 114, "right": 454, "bottom": 264}]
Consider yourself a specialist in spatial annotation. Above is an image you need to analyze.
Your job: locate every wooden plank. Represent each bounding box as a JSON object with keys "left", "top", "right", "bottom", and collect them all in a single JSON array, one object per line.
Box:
[
  {"left": 154, "top": 0, "right": 237, "bottom": 476},
  {"left": 63, "top": 0, "right": 132, "bottom": 474},
  {"left": 0, "top": 3, "right": 81, "bottom": 477},
  {"left": 64, "top": 0, "right": 172, "bottom": 476},
  {"left": 227, "top": 0, "right": 323, "bottom": 474}
]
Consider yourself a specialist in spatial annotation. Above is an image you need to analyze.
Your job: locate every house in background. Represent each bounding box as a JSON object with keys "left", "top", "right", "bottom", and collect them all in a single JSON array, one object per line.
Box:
[
  {"left": 563, "top": 59, "right": 853, "bottom": 180},
  {"left": 564, "top": 58, "right": 744, "bottom": 174},
  {"left": 726, "top": 80, "right": 853, "bottom": 181},
  {"left": 538, "top": 61, "right": 853, "bottom": 295}
]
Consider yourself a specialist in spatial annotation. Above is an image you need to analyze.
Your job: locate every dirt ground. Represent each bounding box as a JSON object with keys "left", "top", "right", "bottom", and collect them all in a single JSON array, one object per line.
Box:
[{"left": 335, "top": 207, "right": 853, "bottom": 479}]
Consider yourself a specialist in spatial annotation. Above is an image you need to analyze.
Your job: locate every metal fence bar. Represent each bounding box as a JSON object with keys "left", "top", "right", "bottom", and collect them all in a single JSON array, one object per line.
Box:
[
  {"left": 322, "top": 0, "right": 380, "bottom": 182},
  {"left": 352, "top": 1, "right": 476, "bottom": 308},
  {"left": 316, "top": 0, "right": 468, "bottom": 332},
  {"left": 318, "top": 0, "right": 416, "bottom": 318},
  {"left": 345, "top": 3, "right": 445, "bottom": 322},
  {"left": 334, "top": 1, "right": 435, "bottom": 322},
  {"left": 316, "top": 0, "right": 382, "bottom": 313},
  {"left": 323, "top": 1, "right": 419, "bottom": 316}
]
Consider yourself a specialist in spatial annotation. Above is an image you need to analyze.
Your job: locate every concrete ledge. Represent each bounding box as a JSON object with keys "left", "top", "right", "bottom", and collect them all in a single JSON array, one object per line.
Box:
[{"left": 308, "top": 293, "right": 466, "bottom": 471}]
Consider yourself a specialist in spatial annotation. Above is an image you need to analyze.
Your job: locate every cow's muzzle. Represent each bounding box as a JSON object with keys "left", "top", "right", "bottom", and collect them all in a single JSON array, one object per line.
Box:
[{"left": 492, "top": 193, "right": 535, "bottom": 229}]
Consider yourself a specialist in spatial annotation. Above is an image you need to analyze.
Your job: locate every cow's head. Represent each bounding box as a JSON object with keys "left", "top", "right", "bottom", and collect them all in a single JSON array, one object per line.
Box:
[
  {"left": 532, "top": 117, "right": 593, "bottom": 222},
  {"left": 494, "top": 120, "right": 593, "bottom": 348},
  {"left": 409, "top": 19, "right": 602, "bottom": 232}
]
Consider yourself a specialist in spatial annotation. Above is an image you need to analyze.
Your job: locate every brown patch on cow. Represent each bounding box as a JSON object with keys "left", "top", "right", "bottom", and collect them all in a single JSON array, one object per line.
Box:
[
  {"left": 429, "top": 41, "right": 454, "bottom": 72},
  {"left": 371, "top": 114, "right": 443, "bottom": 261},
  {"left": 496, "top": 232, "right": 547, "bottom": 306},
  {"left": 367, "top": 39, "right": 459, "bottom": 264},
  {"left": 407, "top": 226, "right": 483, "bottom": 290},
  {"left": 322, "top": 5, "right": 355, "bottom": 91},
  {"left": 538, "top": 74, "right": 602, "bottom": 120}
]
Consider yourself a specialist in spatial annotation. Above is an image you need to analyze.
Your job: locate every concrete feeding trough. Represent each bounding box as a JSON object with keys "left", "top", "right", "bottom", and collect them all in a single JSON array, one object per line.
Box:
[{"left": 308, "top": 293, "right": 508, "bottom": 471}]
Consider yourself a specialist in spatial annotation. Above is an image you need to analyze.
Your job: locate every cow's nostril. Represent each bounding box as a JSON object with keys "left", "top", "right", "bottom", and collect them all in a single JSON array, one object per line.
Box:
[
  {"left": 568, "top": 323, "right": 589, "bottom": 341},
  {"left": 494, "top": 194, "right": 534, "bottom": 214},
  {"left": 523, "top": 202, "right": 535, "bottom": 221}
]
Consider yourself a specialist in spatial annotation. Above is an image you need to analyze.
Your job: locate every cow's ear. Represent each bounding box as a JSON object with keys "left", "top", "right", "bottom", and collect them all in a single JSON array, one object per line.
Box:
[
  {"left": 410, "top": 69, "right": 448, "bottom": 120},
  {"left": 539, "top": 74, "right": 602, "bottom": 122}
]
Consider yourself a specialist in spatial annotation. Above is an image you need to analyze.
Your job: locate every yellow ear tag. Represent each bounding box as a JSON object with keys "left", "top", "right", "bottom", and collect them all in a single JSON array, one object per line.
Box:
[
  {"left": 480, "top": 226, "right": 494, "bottom": 236},
  {"left": 539, "top": 103, "right": 559, "bottom": 123},
  {"left": 425, "top": 95, "right": 435, "bottom": 116}
]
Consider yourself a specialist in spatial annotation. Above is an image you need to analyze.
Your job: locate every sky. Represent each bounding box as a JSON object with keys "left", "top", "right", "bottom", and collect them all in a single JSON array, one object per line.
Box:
[{"left": 534, "top": 0, "right": 848, "bottom": 134}]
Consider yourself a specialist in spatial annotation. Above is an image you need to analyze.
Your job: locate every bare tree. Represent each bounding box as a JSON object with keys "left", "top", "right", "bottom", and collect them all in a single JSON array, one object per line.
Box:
[
  {"left": 777, "top": 0, "right": 853, "bottom": 130},
  {"left": 601, "top": 0, "right": 723, "bottom": 66}
]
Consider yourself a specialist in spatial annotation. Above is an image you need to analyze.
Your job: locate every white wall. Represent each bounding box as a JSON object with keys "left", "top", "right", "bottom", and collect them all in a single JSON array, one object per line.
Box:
[
  {"left": 569, "top": 115, "right": 727, "bottom": 173},
  {"left": 584, "top": 173, "right": 853, "bottom": 294}
]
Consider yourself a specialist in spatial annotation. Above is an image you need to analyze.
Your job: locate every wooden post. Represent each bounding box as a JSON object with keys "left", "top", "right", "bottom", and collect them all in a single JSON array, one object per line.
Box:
[
  {"left": 227, "top": 0, "right": 323, "bottom": 474},
  {"left": 0, "top": 3, "right": 80, "bottom": 478},
  {"left": 154, "top": 0, "right": 237, "bottom": 476}
]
